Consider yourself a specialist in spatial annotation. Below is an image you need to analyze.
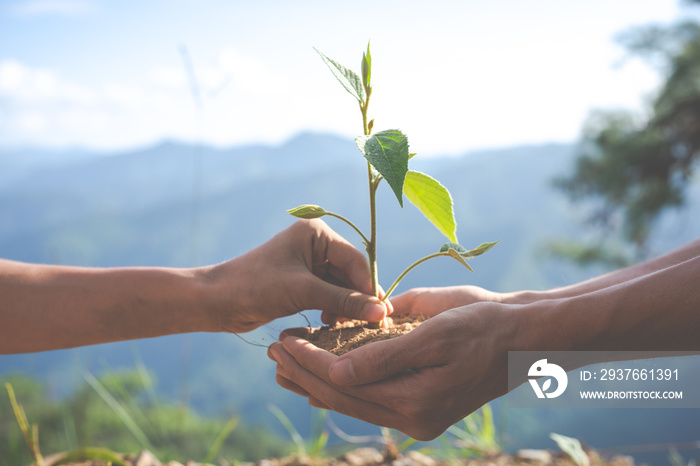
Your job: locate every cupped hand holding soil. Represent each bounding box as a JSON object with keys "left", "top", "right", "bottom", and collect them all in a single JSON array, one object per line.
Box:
[{"left": 268, "top": 286, "right": 525, "bottom": 440}]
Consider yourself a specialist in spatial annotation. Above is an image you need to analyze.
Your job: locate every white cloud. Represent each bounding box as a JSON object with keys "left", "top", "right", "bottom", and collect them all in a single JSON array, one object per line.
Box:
[
  {"left": 0, "top": 60, "right": 24, "bottom": 89},
  {"left": 0, "top": 59, "right": 96, "bottom": 104},
  {"left": 0, "top": 39, "right": 664, "bottom": 155},
  {"left": 103, "top": 82, "right": 145, "bottom": 108},
  {"left": 0, "top": 0, "right": 682, "bottom": 154},
  {"left": 0, "top": 60, "right": 58, "bottom": 100},
  {"left": 16, "top": 111, "right": 48, "bottom": 132},
  {"left": 148, "top": 66, "right": 187, "bottom": 91},
  {"left": 0, "top": 49, "right": 295, "bottom": 150},
  {"left": 0, "top": 59, "right": 177, "bottom": 149},
  {"left": 217, "top": 47, "right": 285, "bottom": 95},
  {"left": 9, "top": 0, "right": 95, "bottom": 17}
]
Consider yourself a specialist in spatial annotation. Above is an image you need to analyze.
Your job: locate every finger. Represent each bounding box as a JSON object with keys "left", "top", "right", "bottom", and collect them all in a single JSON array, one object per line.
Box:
[
  {"left": 283, "top": 336, "right": 462, "bottom": 430},
  {"left": 318, "top": 281, "right": 393, "bottom": 324},
  {"left": 323, "top": 232, "right": 373, "bottom": 296},
  {"left": 326, "top": 327, "right": 439, "bottom": 386},
  {"left": 386, "top": 288, "right": 425, "bottom": 314},
  {"left": 268, "top": 342, "right": 283, "bottom": 361},
  {"left": 280, "top": 336, "right": 425, "bottom": 395},
  {"left": 280, "top": 336, "right": 338, "bottom": 383},
  {"left": 323, "top": 263, "right": 352, "bottom": 288},
  {"left": 276, "top": 338, "right": 404, "bottom": 429},
  {"left": 377, "top": 285, "right": 394, "bottom": 315},
  {"left": 308, "top": 278, "right": 387, "bottom": 322},
  {"left": 276, "top": 373, "right": 311, "bottom": 397},
  {"left": 280, "top": 336, "right": 414, "bottom": 403},
  {"left": 272, "top": 342, "right": 311, "bottom": 397},
  {"left": 279, "top": 327, "right": 313, "bottom": 341},
  {"left": 308, "top": 397, "right": 331, "bottom": 410},
  {"left": 321, "top": 311, "right": 338, "bottom": 326},
  {"left": 317, "top": 264, "right": 349, "bottom": 289}
]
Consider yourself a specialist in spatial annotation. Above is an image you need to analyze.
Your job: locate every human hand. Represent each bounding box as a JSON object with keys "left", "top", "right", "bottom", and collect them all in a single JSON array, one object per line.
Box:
[
  {"left": 275, "top": 284, "right": 495, "bottom": 341},
  {"left": 390, "top": 285, "right": 503, "bottom": 318},
  {"left": 269, "top": 301, "right": 526, "bottom": 440},
  {"left": 206, "top": 219, "right": 389, "bottom": 333}
]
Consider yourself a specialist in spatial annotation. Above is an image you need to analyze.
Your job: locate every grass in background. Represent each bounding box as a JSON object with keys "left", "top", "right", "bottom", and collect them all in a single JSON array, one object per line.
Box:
[
  {"left": 1, "top": 372, "right": 288, "bottom": 464},
  {"left": 268, "top": 404, "right": 330, "bottom": 458}
]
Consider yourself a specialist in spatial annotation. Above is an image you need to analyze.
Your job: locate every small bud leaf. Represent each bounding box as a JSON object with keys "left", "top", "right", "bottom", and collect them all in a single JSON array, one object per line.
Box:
[
  {"left": 287, "top": 205, "right": 327, "bottom": 219},
  {"left": 461, "top": 241, "right": 500, "bottom": 258},
  {"left": 439, "top": 242, "right": 474, "bottom": 272}
]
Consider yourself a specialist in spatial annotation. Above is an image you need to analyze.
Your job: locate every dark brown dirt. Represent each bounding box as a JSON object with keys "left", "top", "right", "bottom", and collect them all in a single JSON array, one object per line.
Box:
[{"left": 304, "top": 315, "right": 425, "bottom": 355}]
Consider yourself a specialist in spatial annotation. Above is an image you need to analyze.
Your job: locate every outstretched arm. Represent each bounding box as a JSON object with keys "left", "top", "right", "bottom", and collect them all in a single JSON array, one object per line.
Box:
[
  {"left": 390, "top": 238, "right": 700, "bottom": 314},
  {"left": 1, "top": 259, "right": 210, "bottom": 353},
  {"left": 504, "top": 238, "right": 700, "bottom": 304},
  {"left": 1, "top": 219, "right": 387, "bottom": 354}
]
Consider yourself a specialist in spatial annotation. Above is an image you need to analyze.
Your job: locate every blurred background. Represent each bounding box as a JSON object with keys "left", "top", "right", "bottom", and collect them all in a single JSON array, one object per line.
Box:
[{"left": 1, "top": 0, "right": 699, "bottom": 463}]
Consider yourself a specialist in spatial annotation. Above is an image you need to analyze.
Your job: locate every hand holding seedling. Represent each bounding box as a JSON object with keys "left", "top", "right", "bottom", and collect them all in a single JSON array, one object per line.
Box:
[
  {"left": 211, "top": 219, "right": 389, "bottom": 333},
  {"left": 0, "top": 219, "right": 386, "bottom": 353},
  {"left": 270, "top": 299, "right": 514, "bottom": 441},
  {"left": 270, "top": 239, "right": 700, "bottom": 440}
]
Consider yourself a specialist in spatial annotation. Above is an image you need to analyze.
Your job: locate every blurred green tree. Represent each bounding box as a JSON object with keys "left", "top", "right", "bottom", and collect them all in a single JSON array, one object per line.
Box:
[{"left": 553, "top": 1, "right": 700, "bottom": 266}]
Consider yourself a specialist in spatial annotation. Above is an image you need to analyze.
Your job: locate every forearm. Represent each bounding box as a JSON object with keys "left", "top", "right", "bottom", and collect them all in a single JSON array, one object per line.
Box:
[
  {"left": 519, "top": 254, "right": 700, "bottom": 352},
  {"left": 0, "top": 259, "right": 219, "bottom": 354},
  {"left": 502, "top": 238, "right": 700, "bottom": 304}
]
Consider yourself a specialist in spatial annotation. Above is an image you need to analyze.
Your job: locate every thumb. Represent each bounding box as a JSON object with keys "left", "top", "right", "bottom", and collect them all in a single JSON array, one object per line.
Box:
[
  {"left": 328, "top": 329, "right": 429, "bottom": 386},
  {"left": 310, "top": 278, "right": 387, "bottom": 322}
]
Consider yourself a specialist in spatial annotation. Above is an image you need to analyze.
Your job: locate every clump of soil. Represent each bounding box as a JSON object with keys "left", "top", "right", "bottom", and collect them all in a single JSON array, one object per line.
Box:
[{"left": 305, "top": 315, "right": 425, "bottom": 355}]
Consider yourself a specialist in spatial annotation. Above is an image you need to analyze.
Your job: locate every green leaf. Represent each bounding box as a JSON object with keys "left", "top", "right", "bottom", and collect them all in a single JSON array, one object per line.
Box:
[
  {"left": 287, "top": 205, "right": 327, "bottom": 219},
  {"left": 441, "top": 241, "right": 499, "bottom": 258},
  {"left": 362, "top": 42, "right": 372, "bottom": 90},
  {"left": 314, "top": 48, "right": 364, "bottom": 103},
  {"left": 461, "top": 241, "right": 500, "bottom": 258},
  {"left": 440, "top": 242, "right": 467, "bottom": 254},
  {"left": 356, "top": 129, "right": 410, "bottom": 206},
  {"left": 439, "top": 242, "right": 474, "bottom": 272},
  {"left": 404, "top": 170, "right": 457, "bottom": 242}
]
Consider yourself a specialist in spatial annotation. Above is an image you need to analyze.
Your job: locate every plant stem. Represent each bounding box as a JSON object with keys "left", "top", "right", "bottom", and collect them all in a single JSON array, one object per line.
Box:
[
  {"left": 367, "top": 161, "right": 379, "bottom": 298},
  {"left": 324, "top": 212, "right": 370, "bottom": 246},
  {"left": 361, "top": 97, "right": 384, "bottom": 329},
  {"left": 360, "top": 97, "right": 379, "bottom": 299},
  {"left": 382, "top": 252, "right": 446, "bottom": 302}
]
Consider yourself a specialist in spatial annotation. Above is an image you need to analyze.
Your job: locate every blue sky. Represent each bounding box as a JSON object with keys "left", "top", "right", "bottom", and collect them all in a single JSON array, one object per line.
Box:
[{"left": 0, "top": 0, "right": 692, "bottom": 155}]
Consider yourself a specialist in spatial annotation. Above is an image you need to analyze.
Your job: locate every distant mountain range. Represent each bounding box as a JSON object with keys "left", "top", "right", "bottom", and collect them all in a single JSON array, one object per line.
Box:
[{"left": 1, "top": 133, "right": 698, "bottom": 456}]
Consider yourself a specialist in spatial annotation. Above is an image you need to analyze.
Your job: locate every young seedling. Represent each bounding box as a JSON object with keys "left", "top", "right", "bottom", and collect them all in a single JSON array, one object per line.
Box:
[{"left": 288, "top": 43, "right": 497, "bottom": 324}]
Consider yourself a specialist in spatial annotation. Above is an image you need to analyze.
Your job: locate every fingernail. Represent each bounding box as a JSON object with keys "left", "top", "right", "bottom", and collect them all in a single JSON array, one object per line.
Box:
[
  {"left": 363, "top": 300, "right": 386, "bottom": 322},
  {"left": 329, "top": 358, "right": 356, "bottom": 385}
]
